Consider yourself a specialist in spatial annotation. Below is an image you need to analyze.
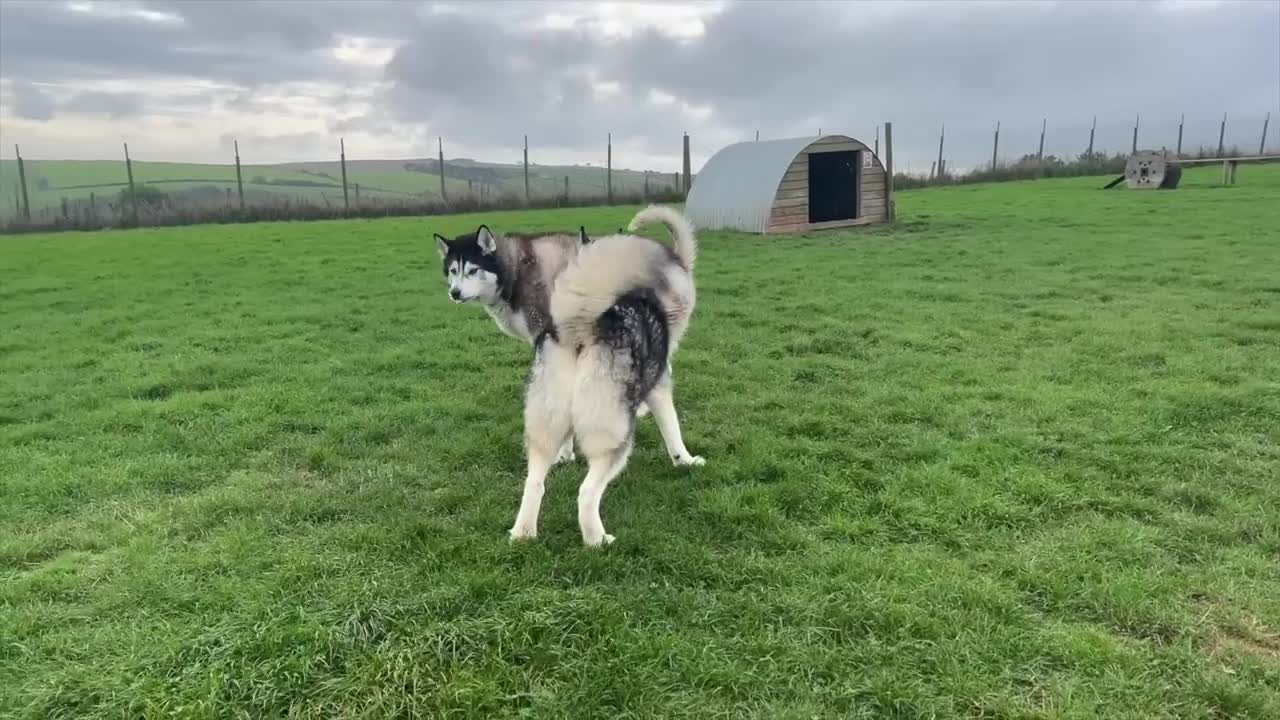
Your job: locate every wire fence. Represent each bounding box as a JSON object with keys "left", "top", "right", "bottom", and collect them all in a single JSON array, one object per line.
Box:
[{"left": 3, "top": 110, "right": 1274, "bottom": 234}]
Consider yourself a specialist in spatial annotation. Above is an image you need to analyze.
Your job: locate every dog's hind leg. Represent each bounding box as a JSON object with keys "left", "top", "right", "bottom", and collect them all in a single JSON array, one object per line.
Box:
[
  {"left": 576, "top": 443, "right": 632, "bottom": 547},
  {"left": 646, "top": 373, "right": 704, "bottom": 467},
  {"left": 572, "top": 351, "right": 636, "bottom": 547},
  {"left": 511, "top": 341, "right": 573, "bottom": 542}
]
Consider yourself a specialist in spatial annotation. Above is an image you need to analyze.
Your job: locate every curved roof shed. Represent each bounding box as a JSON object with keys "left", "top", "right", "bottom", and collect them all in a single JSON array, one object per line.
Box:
[{"left": 686, "top": 134, "right": 891, "bottom": 234}]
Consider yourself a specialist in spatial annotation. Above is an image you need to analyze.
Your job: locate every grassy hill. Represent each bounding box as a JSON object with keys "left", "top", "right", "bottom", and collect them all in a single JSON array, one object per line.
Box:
[
  {"left": 0, "top": 156, "right": 681, "bottom": 219},
  {"left": 3, "top": 166, "right": 1279, "bottom": 717}
]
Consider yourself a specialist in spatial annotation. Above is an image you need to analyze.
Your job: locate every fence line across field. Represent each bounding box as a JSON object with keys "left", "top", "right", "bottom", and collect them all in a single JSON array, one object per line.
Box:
[{"left": 4, "top": 110, "right": 1276, "bottom": 230}]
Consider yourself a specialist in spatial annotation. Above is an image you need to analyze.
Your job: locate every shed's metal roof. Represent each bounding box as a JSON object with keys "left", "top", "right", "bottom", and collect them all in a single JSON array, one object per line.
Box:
[{"left": 686, "top": 135, "right": 831, "bottom": 233}]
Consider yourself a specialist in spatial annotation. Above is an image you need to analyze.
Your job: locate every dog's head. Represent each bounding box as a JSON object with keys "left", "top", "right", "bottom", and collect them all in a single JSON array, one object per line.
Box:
[{"left": 434, "top": 225, "right": 502, "bottom": 304}]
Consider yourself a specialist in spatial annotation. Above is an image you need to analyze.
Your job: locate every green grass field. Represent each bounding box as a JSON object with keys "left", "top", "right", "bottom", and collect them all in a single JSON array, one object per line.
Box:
[{"left": 2, "top": 166, "right": 1279, "bottom": 718}]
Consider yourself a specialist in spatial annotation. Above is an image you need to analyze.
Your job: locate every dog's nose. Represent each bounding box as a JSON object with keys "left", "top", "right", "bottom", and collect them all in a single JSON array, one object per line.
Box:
[{"left": 449, "top": 288, "right": 462, "bottom": 300}]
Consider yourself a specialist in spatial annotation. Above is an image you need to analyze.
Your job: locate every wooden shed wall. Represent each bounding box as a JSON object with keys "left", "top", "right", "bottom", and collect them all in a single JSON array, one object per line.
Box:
[{"left": 766, "top": 136, "right": 888, "bottom": 234}]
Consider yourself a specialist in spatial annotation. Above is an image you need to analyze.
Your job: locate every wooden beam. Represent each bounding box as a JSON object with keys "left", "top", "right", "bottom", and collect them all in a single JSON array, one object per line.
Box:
[
  {"left": 340, "top": 138, "right": 349, "bottom": 213},
  {"left": 884, "top": 122, "right": 895, "bottom": 221},
  {"left": 234, "top": 140, "right": 245, "bottom": 209},
  {"left": 14, "top": 144, "right": 30, "bottom": 221},
  {"left": 438, "top": 137, "right": 447, "bottom": 203},
  {"left": 682, "top": 132, "right": 691, "bottom": 198}
]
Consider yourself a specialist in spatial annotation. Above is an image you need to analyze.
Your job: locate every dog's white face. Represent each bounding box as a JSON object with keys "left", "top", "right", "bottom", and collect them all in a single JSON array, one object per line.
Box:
[{"left": 435, "top": 226, "right": 501, "bottom": 304}]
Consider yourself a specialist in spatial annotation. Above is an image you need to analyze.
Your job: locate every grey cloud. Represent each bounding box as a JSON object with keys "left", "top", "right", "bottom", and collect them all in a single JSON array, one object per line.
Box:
[
  {"left": 383, "top": 12, "right": 713, "bottom": 159},
  {"left": 63, "top": 91, "right": 147, "bottom": 119},
  {"left": 2, "top": 0, "right": 1276, "bottom": 169},
  {"left": 606, "top": 1, "right": 1280, "bottom": 166},
  {"left": 379, "top": 1, "right": 1279, "bottom": 169},
  {"left": 10, "top": 81, "right": 57, "bottom": 121},
  {"left": 0, "top": 0, "right": 409, "bottom": 89}
]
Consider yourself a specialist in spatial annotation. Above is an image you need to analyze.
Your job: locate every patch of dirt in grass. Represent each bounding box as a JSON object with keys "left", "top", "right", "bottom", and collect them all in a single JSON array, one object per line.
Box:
[{"left": 1198, "top": 598, "right": 1280, "bottom": 663}]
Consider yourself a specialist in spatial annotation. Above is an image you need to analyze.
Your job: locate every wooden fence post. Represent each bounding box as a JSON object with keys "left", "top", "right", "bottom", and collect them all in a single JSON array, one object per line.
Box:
[
  {"left": 14, "top": 144, "right": 31, "bottom": 221},
  {"left": 89, "top": 192, "right": 96, "bottom": 218},
  {"left": 523, "top": 134, "right": 530, "bottom": 203},
  {"left": 607, "top": 132, "right": 613, "bottom": 204},
  {"left": 563, "top": 175, "right": 569, "bottom": 203},
  {"left": 124, "top": 142, "right": 138, "bottom": 223},
  {"left": 438, "top": 137, "right": 447, "bottom": 203},
  {"left": 874, "top": 125, "right": 879, "bottom": 156},
  {"left": 991, "top": 121, "right": 1000, "bottom": 170},
  {"left": 935, "top": 125, "right": 945, "bottom": 181},
  {"left": 682, "top": 132, "right": 691, "bottom": 198},
  {"left": 234, "top": 140, "right": 245, "bottom": 209},
  {"left": 1260, "top": 112, "right": 1271, "bottom": 155},
  {"left": 643, "top": 172, "right": 649, "bottom": 201},
  {"left": 1176, "top": 114, "right": 1184, "bottom": 156},
  {"left": 884, "top": 122, "right": 895, "bottom": 221},
  {"left": 1036, "top": 118, "right": 1046, "bottom": 177},
  {"left": 1132, "top": 115, "right": 1140, "bottom": 153},
  {"left": 1087, "top": 115, "right": 1096, "bottom": 159},
  {"left": 340, "top": 138, "right": 350, "bottom": 213},
  {"left": 1218, "top": 113, "right": 1227, "bottom": 157},
  {"left": 354, "top": 183, "right": 360, "bottom": 207}
]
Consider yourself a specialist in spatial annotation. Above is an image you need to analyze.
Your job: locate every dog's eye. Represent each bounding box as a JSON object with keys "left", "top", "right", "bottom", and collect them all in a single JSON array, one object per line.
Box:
[
  {"left": 448, "top": 267, "right": 457, "bottom": 275},
  {"left": 466, "top": 268, "right": 479, "bottom": 277}
]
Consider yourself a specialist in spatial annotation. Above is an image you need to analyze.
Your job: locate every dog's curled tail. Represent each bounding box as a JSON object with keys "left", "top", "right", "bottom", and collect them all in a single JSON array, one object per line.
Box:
[
  {"left": 550, "top": 234, "right": 670, "bottom": 351},
  {"left": 628, "top": 205, "right": 697, "bottom": 272}
]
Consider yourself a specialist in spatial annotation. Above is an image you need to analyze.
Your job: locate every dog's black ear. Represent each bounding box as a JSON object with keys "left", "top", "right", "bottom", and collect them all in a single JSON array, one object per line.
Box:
[
  {"left": 434, "top": 233, "right": 451, "bottom": 259},
  {"left": 579, "top": 226, "right": 590, "bottom": 245},
  {"left": 475, "top": 225, "right": 497, "bottom": 254}
]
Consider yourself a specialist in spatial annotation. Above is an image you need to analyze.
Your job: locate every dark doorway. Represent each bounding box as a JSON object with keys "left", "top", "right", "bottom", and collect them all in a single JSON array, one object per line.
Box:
[{"left": 808, "top": 150, "right": 859, "bottom": 224}]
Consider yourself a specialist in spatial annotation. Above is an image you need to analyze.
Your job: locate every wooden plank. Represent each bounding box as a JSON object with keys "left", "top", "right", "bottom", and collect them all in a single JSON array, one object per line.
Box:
[
  {"left": 775, "top": 187, "right": 808, "bottom": 201},
  {"left": 773, "top": 200, "right": 882, "bottom": 221},
  {"left": 777, "top": 178, "right": 808, "bottom": 192},
  {"left": 781, "top": 168, "right": 808, "bottom": 182},
  {"left": 884, "top": 122, "right": 895, "bottom": 221},
  {"left": 808, "top": 136, "right": 864, "bottom": 148},
  {"left": 1176, "top": 154, "right": 1280, "bottom": 165},
  {"left": 807, "top": 141, "right": 866, "bottom": 154},
  {"left": 861, "top": 177, "right": 886, "bottom": 190},
  {"left": 771, "top": 204, "right": 810, "bottom": 219},
  {"left": 772, "top": 196, "right": 808, "bottom": 210},
  {"left": 767, "top": 215, "right": 883, "bottom": 234}
]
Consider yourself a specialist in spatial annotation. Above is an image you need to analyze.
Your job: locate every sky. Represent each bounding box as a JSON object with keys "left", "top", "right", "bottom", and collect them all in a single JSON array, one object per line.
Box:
[{"left": 1, "top": 0, "right": 1277, "bottom": 174}]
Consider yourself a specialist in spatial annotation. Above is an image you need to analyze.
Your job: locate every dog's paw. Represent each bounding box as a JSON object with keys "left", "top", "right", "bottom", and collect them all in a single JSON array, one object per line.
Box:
[
  {"left": 636, "top": 403, "right": 651, "bottom": 418},
  {"left": 583, "top": 532, "right": 615, "bottom": 548},
  {"left": 672, "top": 454, "right": 706, "bottom": 467},
  {"left": 509, "top": 525, "right": 537, "bottom": 542}
]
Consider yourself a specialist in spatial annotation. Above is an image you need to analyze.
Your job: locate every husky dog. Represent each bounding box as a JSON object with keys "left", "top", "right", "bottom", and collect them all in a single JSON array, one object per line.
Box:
[
  {"left": 433, "top": 223, "right": 659, "bottom": 462},
  {"left": 434, "top": 226, "right": 588, "bottom": 344},
  {"left": 510, "top": 206, "right": 704, "bottom": 547}
]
